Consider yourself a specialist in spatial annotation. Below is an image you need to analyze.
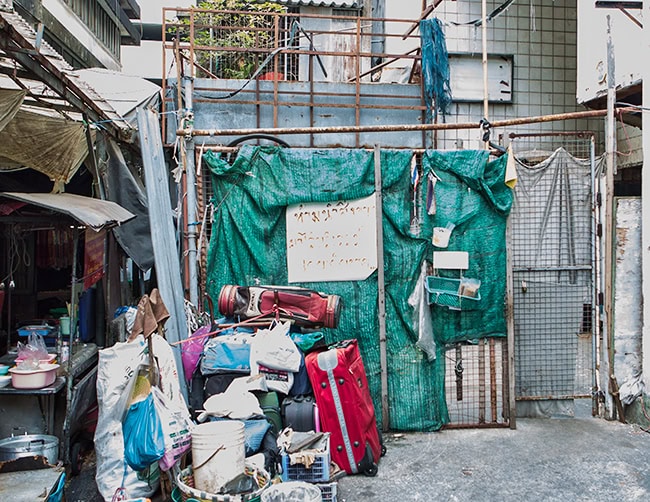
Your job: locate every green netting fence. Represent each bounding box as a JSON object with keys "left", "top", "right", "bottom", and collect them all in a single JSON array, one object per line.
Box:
[{"left": 204, "top": 146, "right": 512, "bottom": 431}]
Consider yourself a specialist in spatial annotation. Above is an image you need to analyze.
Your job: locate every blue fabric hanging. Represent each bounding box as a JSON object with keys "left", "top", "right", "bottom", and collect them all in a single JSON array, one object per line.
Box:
[{"left": 420, "top": 18, "right": 452, "bottom": 122}]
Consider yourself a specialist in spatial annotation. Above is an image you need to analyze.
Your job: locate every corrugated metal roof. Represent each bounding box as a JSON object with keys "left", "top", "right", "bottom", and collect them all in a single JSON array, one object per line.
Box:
[
  {"left": 0, "top": 8, "right": 131, "bottom": 140},
  {"left": 0, "top": 192, "right": 135, "bottom": 231},
  {"left": 270, "top": 0, "right": 360, "bottom": 8}
]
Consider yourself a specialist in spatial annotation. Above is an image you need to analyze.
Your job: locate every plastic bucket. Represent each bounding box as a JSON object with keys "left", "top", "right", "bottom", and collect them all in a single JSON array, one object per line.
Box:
[
  {"left": 432, "top": 227, "right": 451, "bottom": 248},
  {"left": 192, "top": 421, "right": 245, "bottom": 494},
  {"left": 59, "top": 316, "right": 71, "bottom": 335},
  {"left": 260, "top": 481, "right": 321, "bottom": 502}
]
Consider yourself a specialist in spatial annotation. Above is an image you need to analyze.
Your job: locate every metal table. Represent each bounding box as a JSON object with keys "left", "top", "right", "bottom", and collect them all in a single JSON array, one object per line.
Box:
[
  {"left": 0, "top": 344, "right": 98, "bottom": 464},
  {"left": 0, "top": 377, "right": 65, "bottom": 435},
  {"left": 0, "top": 466, "right": 64, "bottom": 501}
]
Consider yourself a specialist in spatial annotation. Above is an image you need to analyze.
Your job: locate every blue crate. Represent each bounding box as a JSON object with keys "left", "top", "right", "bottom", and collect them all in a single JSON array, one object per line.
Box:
[
  {"left": 425, "top": 276, "right": 481, "bottom": 310},
  {"left": 280, "top": 439, "right": 330, "bottom": 483}
]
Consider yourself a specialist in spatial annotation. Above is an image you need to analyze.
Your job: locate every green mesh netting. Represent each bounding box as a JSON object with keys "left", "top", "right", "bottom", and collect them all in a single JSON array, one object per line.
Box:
[
  {"left": 421, "top": 150, "right": 512, "bottom": 345},
  {"left": 204, "top": 146, "right": 511, "bottom": 431}
]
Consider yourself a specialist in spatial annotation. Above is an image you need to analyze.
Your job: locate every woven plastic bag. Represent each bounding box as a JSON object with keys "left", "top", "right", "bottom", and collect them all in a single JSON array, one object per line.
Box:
[
  {"left": 122, "top": 393, "right": 165, "bottom": 471},
  {"left": 151, "top": 385, "right": 193, "bottom": 471}
]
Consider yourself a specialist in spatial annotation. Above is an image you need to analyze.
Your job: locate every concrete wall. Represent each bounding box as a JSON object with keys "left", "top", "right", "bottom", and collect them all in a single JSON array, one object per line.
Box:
[
  {"left": 431, "top": 0, "right": 605, "bottom": 150},
  {"left": 176, "top": 1, "right": 610, "bottom": 151},
  {"left": 167, "top": 78, "right": 428, "bottom": 148},
  {"left": 576, "top": 0, "right": 642, "bottom": 104},
  {"left": 613, "top": 198, "right": 643, "bottom": 405}
]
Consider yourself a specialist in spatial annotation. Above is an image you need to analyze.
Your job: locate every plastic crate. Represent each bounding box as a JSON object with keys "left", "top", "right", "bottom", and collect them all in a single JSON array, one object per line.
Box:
[
  {"left": 280, "top": 438, "right": 330, "bottom": 483},
  {"left": 317, "top": 482, "right": 338, "bottom": 502},
  {"left": 425, "top": 276, "right": 481, "bottom": 310}
]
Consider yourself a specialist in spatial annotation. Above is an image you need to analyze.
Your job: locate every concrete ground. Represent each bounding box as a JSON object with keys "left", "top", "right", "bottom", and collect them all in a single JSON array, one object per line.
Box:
[
  {"left": 65, "top": 415, "right": 650, "bottom": 501},
  {"left": 337, "top": 417, "right": 650, "bottom": 502}
]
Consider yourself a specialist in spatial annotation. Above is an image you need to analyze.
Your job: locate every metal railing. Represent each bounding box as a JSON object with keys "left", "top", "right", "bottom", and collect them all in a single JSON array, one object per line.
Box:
[{"left": 161, "top": 7, "right": 427, "bottom": 145}]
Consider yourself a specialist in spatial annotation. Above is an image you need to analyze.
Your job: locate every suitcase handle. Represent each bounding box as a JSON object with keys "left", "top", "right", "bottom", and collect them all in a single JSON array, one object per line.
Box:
[{"left": 329, "top": 339, "right": 356, "bottom": 350}]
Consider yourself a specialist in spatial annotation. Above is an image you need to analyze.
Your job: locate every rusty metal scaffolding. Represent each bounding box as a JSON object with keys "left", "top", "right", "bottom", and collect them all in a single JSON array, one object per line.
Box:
[
  {"left": 161, "top": 6, "right": 629, "bottom": 429},
  {"left": 162, "top": 6, "right": 428, "bottom": 147}
]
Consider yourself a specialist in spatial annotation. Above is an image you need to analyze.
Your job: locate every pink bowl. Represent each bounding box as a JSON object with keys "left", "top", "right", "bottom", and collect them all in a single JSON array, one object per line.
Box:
[{"left": 9, "top": 363, "right": 60, "bottom": 389}]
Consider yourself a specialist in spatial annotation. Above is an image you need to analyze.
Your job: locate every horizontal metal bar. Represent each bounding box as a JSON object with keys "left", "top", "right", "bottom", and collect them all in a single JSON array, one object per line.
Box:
[
  {"left": 515, "top": 394, "right": 592, "bottom": 401},
  {"left": 513, "top": 266, "right": 593, "bottom": 272},
  {"left": 180, "top": 108, "right": 638, "bottom": 138},
  {"left": 167, "top": 43, "right": 420, "bottom": 62},
  {"left": 164, "top": 7, "right": 427, "bottom": 26},
  {"left": 191, "top": 97, "right": 425, "bottom": 112},
  {"left": 191, "top": 87, "right": 423, "bottom": 102},
  {"left": 443, "top": 422, "right": 510, "bottom": 429}
]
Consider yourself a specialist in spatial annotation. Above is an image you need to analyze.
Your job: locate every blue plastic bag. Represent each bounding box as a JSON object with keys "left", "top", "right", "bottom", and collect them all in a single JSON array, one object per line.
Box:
[
  {"left": 122, "top": 393, "right": 165, "bottom": 471},
  {"left": 200, "top": 332, "right": 254, "bottom": 375}
]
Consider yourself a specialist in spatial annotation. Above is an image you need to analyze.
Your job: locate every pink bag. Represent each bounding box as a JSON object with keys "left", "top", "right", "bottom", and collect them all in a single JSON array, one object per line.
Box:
[{"left": 181, "top": 326, "right": 210, "bottom": 381}]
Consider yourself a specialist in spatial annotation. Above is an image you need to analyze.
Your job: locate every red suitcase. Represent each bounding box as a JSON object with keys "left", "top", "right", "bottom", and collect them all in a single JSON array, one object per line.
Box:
[{"left": 305, "top": 339, "right": 382, "bottom": 476}]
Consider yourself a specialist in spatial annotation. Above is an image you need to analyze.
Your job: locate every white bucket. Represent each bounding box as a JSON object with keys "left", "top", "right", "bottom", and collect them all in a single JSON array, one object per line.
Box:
[
  {"left": 261, "top": 481, "right": 322, "bottom": 502},
  {"left": 192, "top": 421, "right": 245, "bottom": 494},
  {"left": 432, "top": 227, "right": 451, "bottom": 248}
]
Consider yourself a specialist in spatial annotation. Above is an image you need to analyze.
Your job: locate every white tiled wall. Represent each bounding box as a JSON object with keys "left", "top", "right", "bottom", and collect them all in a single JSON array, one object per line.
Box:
[{"left": 428, "top": 0, "right": 606, "bottom": 152}]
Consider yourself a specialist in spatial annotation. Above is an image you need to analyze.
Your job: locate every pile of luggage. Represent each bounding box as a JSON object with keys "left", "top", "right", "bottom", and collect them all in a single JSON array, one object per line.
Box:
[{"left": 184, "top": 285, "right": 384, "bottom": 500}]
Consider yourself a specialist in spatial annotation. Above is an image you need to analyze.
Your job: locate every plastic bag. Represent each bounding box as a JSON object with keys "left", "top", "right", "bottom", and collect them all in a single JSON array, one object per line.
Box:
[
  {"left": 250, "top": 322, "right": 300, "bottom": 372},
  {"left": 150, "top": 386, "right": 193, "bottom": 471},
  {"left": 16, "top": 334, "right": 49, "bottom": 369},
  {"left": 96, "top": 336, "right": 177, "bottom": 500},
  {"left": 181, "top": 325, "right": 209, "bottom": 381},
  {"left": 408, "top": 261, "right": 436, "bottom": 361},
  {"left": 122, "top": 392, "right": 165, "bottom": 472},
  {"left": 201, "top": 331, "right": 254, "bottom": 375}
]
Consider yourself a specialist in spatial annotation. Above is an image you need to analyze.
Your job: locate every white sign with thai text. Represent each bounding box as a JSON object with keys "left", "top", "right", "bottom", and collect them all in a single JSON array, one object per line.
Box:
[{"left": 286, "top": 195, "right": 378, "bottom": 283}]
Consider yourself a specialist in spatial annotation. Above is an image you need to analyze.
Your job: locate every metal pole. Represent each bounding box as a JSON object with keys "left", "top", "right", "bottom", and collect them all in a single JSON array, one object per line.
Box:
[
  {"left": 374, "top": 144, "right": 389, "bottom": 431},
  {"left": 506, "top": 216, "right": 517, "bottom": 428},
  {"left": 481, "top": 0, "right": 489, "bottom": 124},
  {"left": 63, "top": 226, "right": 79, "bottom": 464},
  {"left": 590, "top": 135, "right": 600, "bottom": 417},
  {"left": 179, "top": 107, "right": 636, "bottom": 138},
  {"left": 641, "top": 0, "right": 650, "bottom": 400},
  {"left": 184, "top": 70, "right": 199, "bottom": 307},
  {"left": 603, "top": 15, "right": 616, "bottom": 420}
]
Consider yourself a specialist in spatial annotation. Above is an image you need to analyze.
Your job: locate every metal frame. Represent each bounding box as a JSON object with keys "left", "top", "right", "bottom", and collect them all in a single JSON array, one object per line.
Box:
[{"left": 508, "top": 132, "right": 598, "bottom": 412}]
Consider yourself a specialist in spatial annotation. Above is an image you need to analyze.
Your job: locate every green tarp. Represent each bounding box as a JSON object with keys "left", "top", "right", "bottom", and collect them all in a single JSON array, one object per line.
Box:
[{"left": 204, "top": 146, "right": 512, "bottom": 431}]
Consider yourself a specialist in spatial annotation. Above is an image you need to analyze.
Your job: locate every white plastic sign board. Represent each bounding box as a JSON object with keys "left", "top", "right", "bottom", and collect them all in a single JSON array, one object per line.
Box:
[
  {"left": 286, "top": 195, "right": 378, "bottom": 283},
  {"left": 433, "top": 251, "right": 469, "bottom": 270}
]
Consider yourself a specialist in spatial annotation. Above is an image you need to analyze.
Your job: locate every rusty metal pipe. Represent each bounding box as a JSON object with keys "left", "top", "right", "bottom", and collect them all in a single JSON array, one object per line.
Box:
[{"left": 179, "top": 107, "right": 636, "bottom": 138}]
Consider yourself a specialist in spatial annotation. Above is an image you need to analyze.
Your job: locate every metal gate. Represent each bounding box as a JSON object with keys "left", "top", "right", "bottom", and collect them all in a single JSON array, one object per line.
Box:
[{"left": 509, "top": 133, "right": 597, "bottom": 411}]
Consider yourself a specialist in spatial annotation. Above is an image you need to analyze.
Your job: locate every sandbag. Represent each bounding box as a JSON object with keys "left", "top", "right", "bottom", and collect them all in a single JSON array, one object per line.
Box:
[
  {"left": 151, "top": 386, "right": 193, "bottom": 471},
  {"left": 95, "top": 335, "right": 186, "bottom": 501}
]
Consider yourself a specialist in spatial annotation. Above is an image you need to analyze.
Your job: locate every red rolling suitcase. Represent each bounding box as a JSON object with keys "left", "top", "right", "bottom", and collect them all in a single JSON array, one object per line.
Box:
[{"left": 305, "top": 339, "right": 382, "bottom": 476}]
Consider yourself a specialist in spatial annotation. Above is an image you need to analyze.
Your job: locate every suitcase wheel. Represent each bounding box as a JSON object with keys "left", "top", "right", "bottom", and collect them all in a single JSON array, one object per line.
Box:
[
  {"left": 381, "top": 444, "right": 387, "bottom": 457},
  {"left": 363, "top": 462, "right": 379, "bottom": 477}
]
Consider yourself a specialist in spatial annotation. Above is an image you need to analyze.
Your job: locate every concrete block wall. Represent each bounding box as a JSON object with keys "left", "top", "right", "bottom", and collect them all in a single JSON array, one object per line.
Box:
[{"left": 430, "top": 0, "right": 605, "bottom": 151}]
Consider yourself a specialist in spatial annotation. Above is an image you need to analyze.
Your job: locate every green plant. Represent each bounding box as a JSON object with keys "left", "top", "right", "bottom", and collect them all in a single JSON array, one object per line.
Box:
[{"left": 172, "top": 0, "right": 287, "bottom": 79}]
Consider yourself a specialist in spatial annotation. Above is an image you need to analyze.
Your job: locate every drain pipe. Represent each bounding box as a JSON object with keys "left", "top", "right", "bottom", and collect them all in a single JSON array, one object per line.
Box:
[{"left": 183, "top": 71, "right": 199, "bottom": 307}]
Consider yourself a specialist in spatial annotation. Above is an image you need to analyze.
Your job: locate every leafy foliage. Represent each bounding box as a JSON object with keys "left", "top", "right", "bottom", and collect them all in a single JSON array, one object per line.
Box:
[{"left": 172, "top": 0, "right": 287, "bottom": 79}]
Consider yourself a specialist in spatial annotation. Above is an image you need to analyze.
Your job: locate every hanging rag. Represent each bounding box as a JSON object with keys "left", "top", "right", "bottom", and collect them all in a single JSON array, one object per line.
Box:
[
  {"left": 504, "top": 145, "right": 518, "bottom": 188},
  {"left": 130, "top": 288, "right": 170, "bottom": 341},
  {"left": 420, "top": 18, "right": 452, "bottom": 121}
]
